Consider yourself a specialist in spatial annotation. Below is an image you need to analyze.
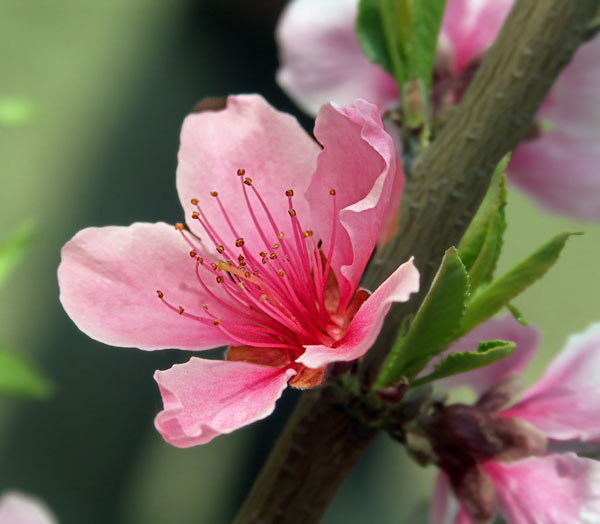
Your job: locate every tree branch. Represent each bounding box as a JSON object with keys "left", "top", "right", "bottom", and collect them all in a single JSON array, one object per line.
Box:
[{"left": 234, "top": 1, "right": 597, "bottom": 522}]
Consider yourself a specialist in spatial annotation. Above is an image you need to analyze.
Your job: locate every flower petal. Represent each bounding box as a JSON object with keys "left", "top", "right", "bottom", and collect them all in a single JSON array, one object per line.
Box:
[
  {"left": 306, "top": 100, "right": 400, "bottom": 307},
  {"left": 58, "top": 222, "right": 233, "bottom": 350},
  {"left": 176, "top": 95, "right": 320, "bottom": 252},
  {"left": 502, "top": 323, "right": 600, "bottom": 442},
  {"left": 509, "top": 37, "right": 600, "bottom": 220},
  {"left": 276, "top": 0, "right": 397, "bottom": 116},
  {"left": 297, "top": 258, "right": 419, "bottom": 368},
  {"left": 0, "top": 492, "right": 56, "bottom": 524},
  {"left": 425, "top": 315, "right": 540, "bottom": 395},
  {"left": 154, "top": 358, "right": 295, "bottom": 447},
  {"left": 431, "top": 472, "right": 461, "bottom": 524},
  {"left": 441, "top": 0, "right": 513, "bottom": 72},
  {"left": 484, "top": 453, "right": 600, "bottom": 523}
]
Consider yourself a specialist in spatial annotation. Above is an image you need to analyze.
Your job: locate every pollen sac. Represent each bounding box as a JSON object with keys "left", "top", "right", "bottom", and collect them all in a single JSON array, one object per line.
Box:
[
  {"left": 303, "top": 230, "right": 313, "bottom": 238},
  {"left": 216, "top": 275, "right": 225, "bottom": 284},
  {"left": 278, "top": 270, "right": 285, "bottom": 277},
  {"left": 278, "top": 231, "right": 284, "bottom": 239},
  {"left": 285, "top": 189, "right": 294, "bottom": 197},
  {"left": 210, "top": 191, "right": 218, "bottom": 197},
  {"left": 213, "top": 318, "right": 221, "bottom": 326},
  {"left": 190, "top": 198, "right": 199, "bottom": 205},
  {"left": 211, "top": 262, "right": 218, "bottom": 270},
  {"left": 216, "top": 245, "right": 225, "bottom": 254},
  {"left": 175, "top": 223, "right": 184, "bottom": 231},
  {"left": 189, "top": 250, "right": 197, "bottom": 258},
  {"left": 272, "top": 243, "right": 280, "bottom": 250},
  {"left": 288, "top": 209, "right": 296, "bottom": 217},
  {"left": 191, "top": 211, "right": 199, "bottom": 219},
  {"left": 156, "top": 290, "right": 164, "bottom": 299},
  {"left": 243, "top": 177, "right": 253, "bottom": 186},
  {"left": 197, "top": 256, "right": 204, "bottom": 264},
  {"left": 237, "top": 168, "right": 245, "bottom": 176},
  {"left": 178, "top": 306, "right": 184, "bottom": 315},
  {"left": 235, "top": 238, "right": 245, "bottom": 247},
  {"left": 329, "top": 188, "right": 336, "bottom": 196},
  {"left": 269, "top": 253, "right": 277, "bottom": 260}
]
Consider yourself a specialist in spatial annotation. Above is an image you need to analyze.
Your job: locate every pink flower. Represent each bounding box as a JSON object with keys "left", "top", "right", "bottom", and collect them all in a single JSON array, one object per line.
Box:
[
  {"left": 0, "top": 492, "right": 56, "bottom": 524},
  {"left": 428, "top": 321, "right": 600, "bottom": 523},
  {"left": 58, "top": 95, "right": 419, "bottom": 447},
  {"left": 276, "top": 0, "right": 600, "bottom": 220}
]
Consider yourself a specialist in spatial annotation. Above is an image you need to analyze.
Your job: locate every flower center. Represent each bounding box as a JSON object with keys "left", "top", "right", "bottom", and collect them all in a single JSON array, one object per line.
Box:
[{"left": 157, "top": 169, "right": 339, "bottom": 356}]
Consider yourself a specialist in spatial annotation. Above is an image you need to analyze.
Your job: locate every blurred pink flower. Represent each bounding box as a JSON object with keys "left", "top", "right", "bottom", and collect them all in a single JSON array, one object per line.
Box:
[
  {"left": 58, "top": 95, "right": 419, "bottom": 447},
  {"left": 0, "top": 492, "right": 56, "bottom": 524},
  {"left": 276, "top": 0, "right": 600, "bottom": 220},
  {"left": 429, "top": 322, "right": 600, "bottom": 523}
]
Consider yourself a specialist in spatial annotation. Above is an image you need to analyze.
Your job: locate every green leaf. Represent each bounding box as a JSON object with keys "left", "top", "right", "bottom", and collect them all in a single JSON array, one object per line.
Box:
[
  {"left": 0, "top": 349, "right": 52, "bottom": 399},
  {"left": 411, "top": 0, "right": 448, "bottom": 89},
  {"left": 375, "top": 247, "right": 470, "bottom": 387},
  {"left": 459, "top": 155, "right": 508, "bottom": 291},
  {"left": 459, "top": 232, "right": 581, "bottom": 336},
  {"left": 0, "top": 222, "right": 37, "bottom": 288},
  {"left": 506, "top": 303, "right": 529, "bottom": 326},
  {"left": 411, "top": 340, "right": 516, "bottom": 387},
  {"left": 356, "top": 0, "right": 447, "bottom": 89}
]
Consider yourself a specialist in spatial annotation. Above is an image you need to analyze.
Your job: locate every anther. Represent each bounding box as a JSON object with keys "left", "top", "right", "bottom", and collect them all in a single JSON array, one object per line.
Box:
[
  {"left": 213, "top": 318, "right": 221, "bottom": 326},
  {"left": 244, "top": 270, "right": 251, "bottom": 278},
  {"left": 259, "top": 251, "right": 267, "bottom": 257},
  {"left": 192, "top": 211, "right": 199, "bottom": 219},
  {"left": 278, "top": 270, "right": 285, "bottom": 277},
  {"left": 191, "top": 198, "right": 199, "bottom": 205},
  {"left": 285, "top": 189, "right": 294, "bottom": 197},
  {"left": 178, "top": 306, "right": 184, "bottom": 315},
  {"left": 189, "top": 250, "right": 197, "bottom": 258},
  {"left": 226, "top": 259, "right": 234, "bottom": 266},
  {"left": 239, "top": 259, "right": 246, "bottom": 267},
  {"left": 288, "top": 209, "right": 296, "bottom": 217},
  {"left": 329, "top": 188, "right": 336, "bottom": 196},
  {"left": 303, "top": 230, "right": 313, "bottom": 238},
  {"left": 278, "top": 231, "right": 284, "bottom": 239},
  {"left": 216, "top": 245, "right": 225, "bottom": 254},
  {"left": 210, "top": 191, "right": 218, "bottom": 197},
  {"left": 269, "top": 253, "right": 277, "bottom": 259},
  {"left": 156, "top": 290, "right": 164, "bottom": 298},
  {"left": 272, "top": 243, "right": 280, "bottom": 249},
  {"left": 211, "top": 262, "right": 218, "bottom": 270},
  {"left": 197, "top": 256, "right": 204, "bottom": 264},
  {"left": 235, "top": 238, "right": 245, "bottom": 247},
  {"left": 216, "top": 275, "right": 225, "bottom": 284},
  {"left": 259, "top": 294, "right": 267, "bottom": 302},
  {"left": 202, "top": 304, "right": 208, "bottom": 310},
  {"left": 237, "top": 168, "right": 245, "bottom": 176},
  {"left": 243, "top": 177, "right": 253, "bottom": 186},
  {"left": 175, "top": 223, "right": 184, "bottom": 231},
  {"left": 253, "top": 270, "right": 259, "bottom": 276}
]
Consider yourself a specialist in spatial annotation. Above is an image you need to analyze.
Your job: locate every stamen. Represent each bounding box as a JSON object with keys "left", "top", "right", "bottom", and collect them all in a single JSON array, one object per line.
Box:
[
  {"left": 210, "top": 191, "right": 218, "bottom": 197},
  {"left": 175, "top": 223, "right": 184, "bottom": 231},
  {"left": 235, "top": 238, "right": 245, "bottom": 247},
  {"left": 191, "top": 198, "right": 199, "bottom": 205},
  {"left": 216, "top": 245, "right": 225, "bottom": 254},
  {"left": 244, "top": 177, "right": 253, "bottom": 186},
  {"left": 178, "top": 306, "right": 184, "bottom": 315},
  {"left": 272, "top": 243, "right": 280, "bottom": 249},
  {"left": 237, "top": 168, "right": 245, "bottom": 176},
  {"left": 303, "top": 230, "right": 313, "bottom": 238},
  {"left": 213, "top": 318, "right": 221, "bottom": 326},
  {"left": 189, "top": 250, "right": 197, "bottom": 258},
  {"left": 216, "top": 275, "right": 225, "bottom": 284},
  {"left": 288, "top": 209, "right": 296, "bottom": 217},
  {"left": 156, "top": 290, "right": 164, "bottom": 298},
  {"left": 278, "top": 232, "right": 284, "bottom": 239}
]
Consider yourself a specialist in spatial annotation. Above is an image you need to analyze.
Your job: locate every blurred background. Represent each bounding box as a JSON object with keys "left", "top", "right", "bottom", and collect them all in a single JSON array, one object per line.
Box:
[{"left": 1, "top": 1, "right": 599, "bottom": 523}]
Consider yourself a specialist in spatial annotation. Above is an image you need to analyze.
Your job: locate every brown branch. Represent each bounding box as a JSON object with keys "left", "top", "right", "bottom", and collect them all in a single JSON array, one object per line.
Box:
[{"left": 234, "top": 1, "right": 597, "bottom": 522}]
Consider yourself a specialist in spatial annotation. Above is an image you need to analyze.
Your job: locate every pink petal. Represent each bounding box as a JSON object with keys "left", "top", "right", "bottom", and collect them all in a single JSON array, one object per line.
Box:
[
  {"left": 441, "top": 0, "right": 514, "bottom": 72},
  {"left": 58, "top": 222, "right": 233, "bottom": 351},
  {"left": 431, "top": 472, "right": 462, "bottom": 524},
  {"left": 509, "top": 37, "right": 600, "bottom": 220},
  {"left": 276, "top": 0, "right": 397, "bottom": 116},
  {"left": 176, "top": 95, "right": 320, "bottom": 252},
  {"left": 425, "top": 315, "right": 539, "bottom": 395},
  {"left": 485, "top": 453, "right": 600, "bottom": 523},
  {"left": 0, "top": 492, "right": 56, "bottom": 524},
  {"left": 306, "top": 100, "right": 400, "bottom": 307},
  {"left": 297, "top": 258, "right": 419, "bottom": 368},
  {"left": 502, "top": 323, "right": 600, "bottom": 442},
  {"left": 154, "top": 358, "right": 295, "bottom": 447}
]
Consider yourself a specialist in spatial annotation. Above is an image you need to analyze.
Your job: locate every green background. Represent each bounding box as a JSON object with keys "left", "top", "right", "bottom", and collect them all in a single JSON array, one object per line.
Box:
[{"left": 1, "top": 1, "right": 598, "bottom": 522}]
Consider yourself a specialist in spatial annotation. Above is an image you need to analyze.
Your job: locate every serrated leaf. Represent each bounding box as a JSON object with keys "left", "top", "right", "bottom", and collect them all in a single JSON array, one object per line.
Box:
[
  {"left": 0, "top": 349, "right": 52, "bottom": 399},
  {"left": 458, "top": 232, "right": 580, "bottom": 336},
  {"left": 411, "top": 340, "right": 516, "bottom": 387},
  {"left": 459, "top": 156, "right": 508, "bottom": 290},
  {"left": 0, "top": 222, "right": 37, "bottom": 288},
  {"left": 375, "top": 247, "right": 470, "bottom": 387}
]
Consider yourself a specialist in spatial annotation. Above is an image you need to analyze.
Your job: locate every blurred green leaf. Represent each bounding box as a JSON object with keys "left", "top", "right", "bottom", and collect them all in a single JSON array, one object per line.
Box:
[
  {"left": 411, "top": 340, "right": 516, "bottom": 387},
  {"left": 0, "top": 97, "right": 35, "bottom": 126},
  {"left": 0, "top": 349, "right": 52, "bottom": 399},
  {"left": 0, "top": 222, "right": 37, "bottom": 288},
  {"left": 459, "top": 232, "right": 581, "bottom": 336},
  {"left": 506, "top": 303, "right": 529, "bottom": 326},
  {"left": 375, "top": 247, "right": 470, "bottom": 387},
  {"left": 411, "top": 0, "right": 447, "bottom": 88},
  {"left": 459, "top": 156, "right": 508, "bottom": 291}
]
